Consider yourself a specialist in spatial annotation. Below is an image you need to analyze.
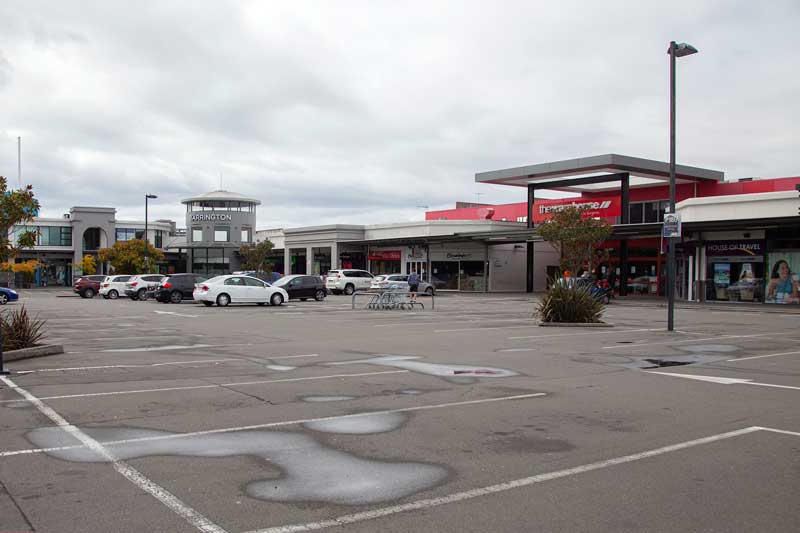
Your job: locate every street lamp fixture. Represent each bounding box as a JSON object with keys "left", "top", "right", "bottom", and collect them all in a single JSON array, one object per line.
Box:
[
  {"left": 666, "top": 41, "right": 698, "bottom": 332},
  {"left": 145, "top": 194, "right": 158, "bottom": 272}
]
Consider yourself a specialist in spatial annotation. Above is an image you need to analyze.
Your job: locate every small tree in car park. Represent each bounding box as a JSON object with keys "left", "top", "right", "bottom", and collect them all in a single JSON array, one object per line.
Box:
[
  {"left": 238, "top": 240, "right": 274, "bottom": 273},
  {"left": 99, "top": 239, "right": 164, "bottom": 274},
  {"left": 72, "top": 254, "right": 97, "bottom": 276},
  {"left": 537, "top": 205, "right": 612, "bottom": 278}
]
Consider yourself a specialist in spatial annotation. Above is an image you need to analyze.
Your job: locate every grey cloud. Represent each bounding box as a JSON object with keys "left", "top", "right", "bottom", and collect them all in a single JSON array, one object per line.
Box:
[{"left": 1, "top": 1, "right": 799, "bottom": 230}]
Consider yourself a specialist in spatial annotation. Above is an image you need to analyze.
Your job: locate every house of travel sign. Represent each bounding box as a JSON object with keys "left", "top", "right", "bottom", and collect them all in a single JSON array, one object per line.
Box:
[{"left": 191, "top": 213, "right": 233, "bottom": 222}]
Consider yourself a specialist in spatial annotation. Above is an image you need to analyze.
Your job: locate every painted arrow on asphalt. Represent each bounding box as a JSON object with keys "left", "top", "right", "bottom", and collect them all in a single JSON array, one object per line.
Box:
[{"left": 645, "top": 371, "right": 800, "bottom": 390}]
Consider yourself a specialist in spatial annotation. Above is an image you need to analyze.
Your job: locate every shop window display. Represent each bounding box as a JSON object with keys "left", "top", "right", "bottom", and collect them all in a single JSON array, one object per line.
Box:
[{"left": 765, "top": 252, "right": 800, "bottom": 304}]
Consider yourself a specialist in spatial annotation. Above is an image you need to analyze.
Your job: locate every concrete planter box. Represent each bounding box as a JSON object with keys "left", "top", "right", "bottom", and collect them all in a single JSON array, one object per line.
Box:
[
  {"left": 4, "top": 344, "right": 64, "bottom": 361},
  {"left": 538, "top": 321, "right": 613, "bottom": 327}
]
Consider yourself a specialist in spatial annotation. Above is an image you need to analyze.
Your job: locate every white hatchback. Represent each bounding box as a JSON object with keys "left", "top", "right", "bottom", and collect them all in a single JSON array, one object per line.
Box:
[
  {"left": 193, "top": 275, "right": 289, "bottom": 307},
  {"left": 100, "top": 275, "right": 133, "bottom": 299}
]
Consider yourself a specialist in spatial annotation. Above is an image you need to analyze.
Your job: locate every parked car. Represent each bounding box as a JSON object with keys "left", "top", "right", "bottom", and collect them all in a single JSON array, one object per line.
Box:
[
  {"left": 124, "top": 274, "right": 166, "bottom": 301},
  {"left": 233, "top": 270, "right": 282, "bottom": 283},
  {"left": 100, "top": 275, "right": 133, "bottom": 299},
  {"left": 73, "top": 275, "right": 106, "bottom": 298},
  {"left": 193, "top": 275, "right": 288, "bottom": 307},
  {"left": 155, "top": 273, "right": 208, "bottom": 303},
  {"left": 0, "top": 286, "right": 19, "bottom": 305},
  {"left": 271, "top": 274, "right": 326, "bottom": 301},
  {"left": 369, "top": 274, "right": 436, "bottom": 295},
  {"left": 325, "top": 269, "right": 374, "bottom": 295}
]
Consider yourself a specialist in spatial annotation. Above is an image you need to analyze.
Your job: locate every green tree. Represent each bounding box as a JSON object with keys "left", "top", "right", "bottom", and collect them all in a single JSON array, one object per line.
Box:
[
  {"left": 537, "top": 205, "right": 612, "bottom": 277},
  {"left": 99, "top": 239, "right": 164, "bottom": 274},
  {"left": 0, "top": 176, "right": 41, "bottom": 262},
  {"left": 238, "top": 240, "right": 274, "bottom": 273}
]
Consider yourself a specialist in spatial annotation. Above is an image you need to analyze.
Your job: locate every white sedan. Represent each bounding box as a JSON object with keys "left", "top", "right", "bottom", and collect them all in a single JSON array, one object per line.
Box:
[{"left": 193, "top": 275, "right": 289, "bottom": 307}]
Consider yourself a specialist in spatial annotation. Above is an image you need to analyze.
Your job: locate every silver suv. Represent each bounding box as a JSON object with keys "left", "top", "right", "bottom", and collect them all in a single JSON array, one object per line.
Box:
[
  {"left": 325, "top": 269, "right": 374, "bottom": 295},
  {"left": 124, "top": 274, "right": 166, "bottom": 301}
]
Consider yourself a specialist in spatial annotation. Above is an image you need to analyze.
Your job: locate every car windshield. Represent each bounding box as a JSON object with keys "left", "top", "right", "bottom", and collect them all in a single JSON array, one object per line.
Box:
[
  {"left": 272, "top": 276, "right": 293, "bottom": 287},
  {"left": 373, "top": 276, "right": 387, "bottom": 282}
]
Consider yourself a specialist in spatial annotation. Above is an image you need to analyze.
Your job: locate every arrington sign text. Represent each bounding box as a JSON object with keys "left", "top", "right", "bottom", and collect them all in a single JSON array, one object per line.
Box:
[
  {"left": 539, "top": 201, "right": 612, "bottom": 214},
  {"left": 190, "top": 213, "right": 233, "bottom": 222}
]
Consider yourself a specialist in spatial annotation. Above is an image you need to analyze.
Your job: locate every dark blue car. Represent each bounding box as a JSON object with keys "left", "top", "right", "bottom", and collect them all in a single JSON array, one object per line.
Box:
[{"left": 0, "top": 287, "right": 19, "bottom": 305}]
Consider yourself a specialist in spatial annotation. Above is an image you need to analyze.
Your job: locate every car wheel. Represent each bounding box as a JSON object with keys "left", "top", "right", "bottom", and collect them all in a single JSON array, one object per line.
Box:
[
  {"left": 137, "top": 288, "right": 147, "bottom": 300},
  {"left": 0, "top": 293, "right": 8, "bottom": 305},
  {"left": 314, "top": 289, "right": 325, "bottom": 301},
  {"left": 84, "top": 288, "right": 95, "bottom": 299},
  {"left": 270, "top": 293, "right": 284, "bottom": 306},
  {"left": 216, "top": 293, "right": 230, "bottom": 307},
  {"left": 169, "top": 291, "right": 183, "bottom": 304},
  {"left": 108, "top": 289, "right": 119, "bottom": 299},
  {"left": 425, "top": 286, "right": 434, "bottom": 296},
  {"left": 344, "top": 284, "right": 355, "bottom": 295},
  {"left": 202, "top": 301, "right": 213, "bottom": 307}
]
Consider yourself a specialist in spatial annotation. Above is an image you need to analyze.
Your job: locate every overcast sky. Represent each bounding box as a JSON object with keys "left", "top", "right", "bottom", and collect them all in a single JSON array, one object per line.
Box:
[{"left": 1, "top": 1, "right": 798, "bottom": 229}]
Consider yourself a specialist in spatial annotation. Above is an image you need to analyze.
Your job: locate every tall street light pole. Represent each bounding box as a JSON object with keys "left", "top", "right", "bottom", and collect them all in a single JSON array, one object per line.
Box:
[
  {"left": 667, "top": 41, "right": 697, "bottom": 332},
  {"left": 145, "top": 194, "right": 157, "bottom": 272}
]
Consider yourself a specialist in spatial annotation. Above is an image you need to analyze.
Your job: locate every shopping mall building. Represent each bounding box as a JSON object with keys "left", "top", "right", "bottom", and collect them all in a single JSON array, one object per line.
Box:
[{"left": 9, "top": 154, "right": 800, "bottom": 304}]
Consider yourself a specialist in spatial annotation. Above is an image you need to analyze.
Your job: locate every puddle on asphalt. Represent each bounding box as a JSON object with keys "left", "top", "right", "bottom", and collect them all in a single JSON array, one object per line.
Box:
[
  {"left": 328, "top": 355, "right": 518, "bottom": 381},
  {"left": 266, "top": 365, "right": 296, "bottom": 371},
  {"left": 678, "top": 344, "right": 738, "bottom": 353},
  {"left": 26, "top": 426, "right": 447, "bottom": 505},
  {"left": 302, "top": 395, "right": 355, "bottom": 402},
  {"left": 621, "top": 354, "right": 730, "bottom": 369},
  {"left": 304, "top": 412, "right": 405, "bottom": 434}
]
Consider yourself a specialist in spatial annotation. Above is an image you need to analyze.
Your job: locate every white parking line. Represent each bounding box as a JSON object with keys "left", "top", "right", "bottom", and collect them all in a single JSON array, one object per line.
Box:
[
  {"left": 645, "top": 371, "right": 800, "bottom": 391},
  {"left": 242, "top": 426, "right": 784, "bottom": 533},
  {"left": 102, "top": 344, "right": 213, "bottom": 352},
  {"left": 13, "top": 358, "right": 243, "bottom": 374},
  {"left": 726, "top": 350, "right": 800, "bottom": 362},
  {"left": 0, "top": 392, "right": 546, "bottom": 458},
  {"left": 0, "top": 376, "right": 227, "bottom": 533},
  {"left": 0, "top": 370, "right": 410, "bottom": 403}
]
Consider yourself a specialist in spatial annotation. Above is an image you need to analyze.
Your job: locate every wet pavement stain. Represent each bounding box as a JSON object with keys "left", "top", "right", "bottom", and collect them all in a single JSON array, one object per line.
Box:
[
  {"left": 304, "top": 412, "right": 406, "bottom": 434},
  {"left": 327, "top": 355, "right": 518, "bottom": 382},
  {"left": 26, "top": 426, "right": 448, "bottom": 506}
]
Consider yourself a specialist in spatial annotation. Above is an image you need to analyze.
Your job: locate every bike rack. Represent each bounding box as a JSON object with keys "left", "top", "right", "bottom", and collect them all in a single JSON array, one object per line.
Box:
[{"left": 352, "top": 290, "right": 434, "bottom": 310}]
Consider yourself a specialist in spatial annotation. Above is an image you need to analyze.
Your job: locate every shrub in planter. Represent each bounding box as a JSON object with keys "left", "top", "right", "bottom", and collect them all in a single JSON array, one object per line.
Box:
[
  {"left": 537, "top": 281, "right": 605, "bottom": 324},
  {"left": 1, "top": 306, "right": 46, "bottom": 351}
]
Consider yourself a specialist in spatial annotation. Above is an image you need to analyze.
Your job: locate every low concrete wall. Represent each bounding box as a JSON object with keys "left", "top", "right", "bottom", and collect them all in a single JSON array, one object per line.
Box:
[{"left": 4, "top": 344, "right": 64, "bottom": 361}]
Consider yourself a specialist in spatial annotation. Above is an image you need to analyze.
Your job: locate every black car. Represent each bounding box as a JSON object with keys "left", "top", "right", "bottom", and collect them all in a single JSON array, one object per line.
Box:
[
  {"left": 155, "top": 273, "right": 208, "bottom": 303},
  {"left": 271, "top": 274, "right": 326, "bottom": 301}
]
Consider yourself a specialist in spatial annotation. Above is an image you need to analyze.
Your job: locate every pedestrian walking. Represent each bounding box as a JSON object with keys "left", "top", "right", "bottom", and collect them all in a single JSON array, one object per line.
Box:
[{"left": 408, "top": 269, "right": 420, "bottom": 303}]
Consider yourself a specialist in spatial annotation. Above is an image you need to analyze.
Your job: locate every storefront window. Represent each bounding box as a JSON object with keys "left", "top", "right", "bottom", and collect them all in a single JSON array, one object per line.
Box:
[
  {"left": 704, "top": 240, "right": 766, "bottom": 302},
  {"left": 765, "top": 252, "right": 800, "bottom": 304},
  {"left": 431, "top": 261, "right": 459, "bottom": 290}
]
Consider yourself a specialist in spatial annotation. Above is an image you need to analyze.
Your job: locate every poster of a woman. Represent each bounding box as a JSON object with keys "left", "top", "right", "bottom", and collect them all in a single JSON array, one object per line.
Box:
[{"left": 766, "top": 258, "right": 799, "bottom": 304}]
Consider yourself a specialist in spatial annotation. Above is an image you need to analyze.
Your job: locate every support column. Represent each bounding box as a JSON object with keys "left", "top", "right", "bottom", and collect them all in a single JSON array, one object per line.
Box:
[
  {"left": 283, "top": 248, "right": 291, "bottom": 276},
  {"left": 329, "top": 242, "right": 338, "bottom": 271},
  {"left": 306, "top": 246, "right": 314, "bottom": 275},
  {"left": 619, "top": 240, "right": 628, "bottom": 297},
  {"left": 526, "top": 184, "right": 535, "bottom": 293}
]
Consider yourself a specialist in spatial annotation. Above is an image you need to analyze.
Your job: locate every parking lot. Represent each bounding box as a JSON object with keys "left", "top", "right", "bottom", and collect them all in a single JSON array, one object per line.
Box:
[{"left": 1, "top": 291, "right": 798, "bottom": 532}]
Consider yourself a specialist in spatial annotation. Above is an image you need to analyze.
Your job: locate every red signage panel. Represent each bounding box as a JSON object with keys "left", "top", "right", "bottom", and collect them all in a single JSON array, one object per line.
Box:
[{"left": 533, "top": 197, "right": 621, "bottom": 222}]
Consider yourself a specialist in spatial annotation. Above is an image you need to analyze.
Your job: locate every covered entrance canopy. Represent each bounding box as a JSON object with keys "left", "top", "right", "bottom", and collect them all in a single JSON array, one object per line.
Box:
[{"left": 475, "top": 154, "right": 724, "bottom": 293}]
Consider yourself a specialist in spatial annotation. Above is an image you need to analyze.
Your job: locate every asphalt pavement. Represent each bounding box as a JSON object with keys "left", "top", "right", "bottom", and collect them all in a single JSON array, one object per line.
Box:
[{"left": 1, "top": 290, "right": 797, "bottom": 532}]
